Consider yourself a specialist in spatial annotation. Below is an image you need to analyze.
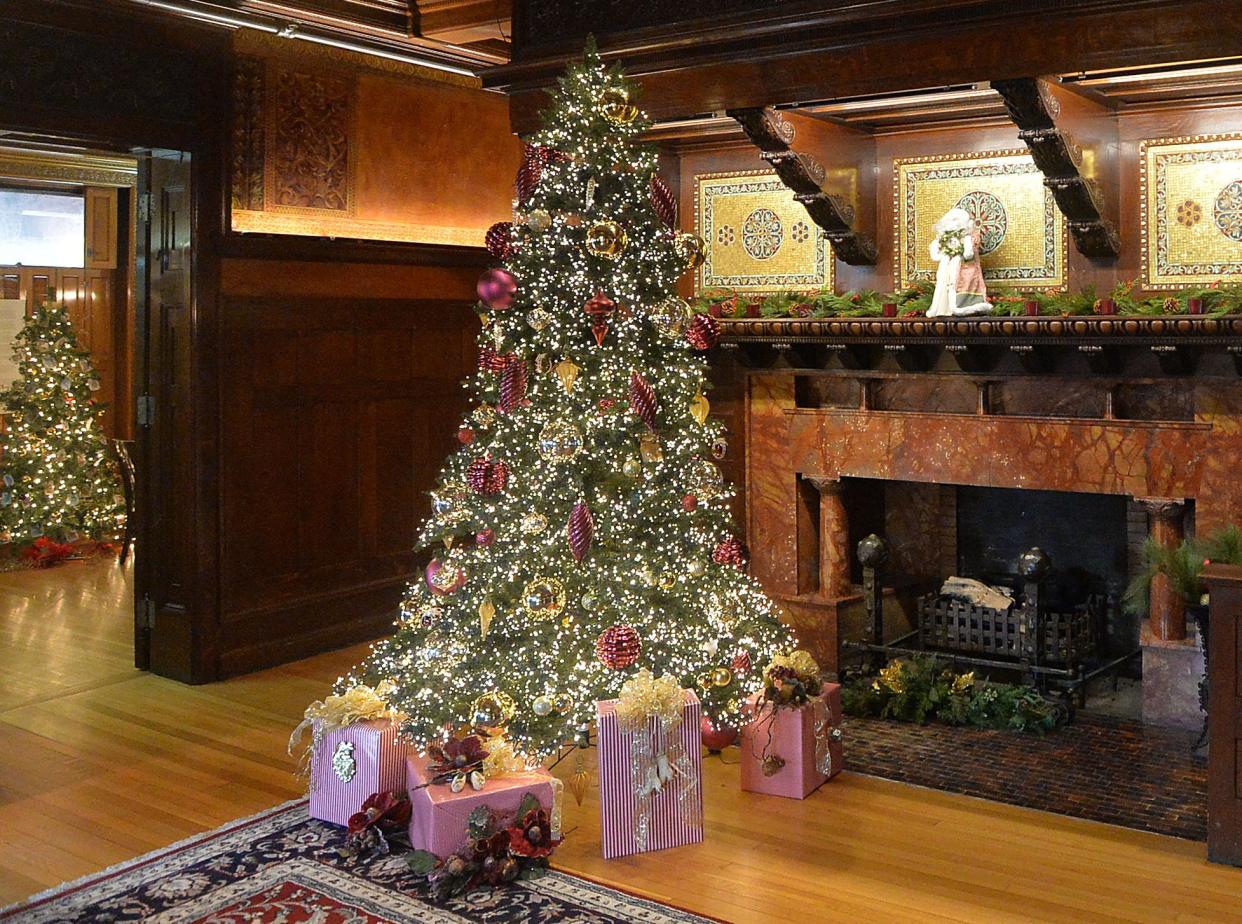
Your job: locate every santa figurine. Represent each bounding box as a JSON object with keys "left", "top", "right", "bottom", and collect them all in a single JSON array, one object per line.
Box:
[{"left": 927, "top": 207, "right": 992, "bottom": 317}]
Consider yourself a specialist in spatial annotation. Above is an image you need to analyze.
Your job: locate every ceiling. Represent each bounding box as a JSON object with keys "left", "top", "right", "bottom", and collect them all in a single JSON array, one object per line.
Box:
[{"left": 121, "top": 0, "right": 511, "bottom": 74}]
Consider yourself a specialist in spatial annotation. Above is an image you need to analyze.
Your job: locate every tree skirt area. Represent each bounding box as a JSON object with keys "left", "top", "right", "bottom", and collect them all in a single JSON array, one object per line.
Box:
[
  {"left": 0, "top": 801, "right": 714, "bottom": 923},
  {"left": 843, "top": 711, "right": 1207, "bottom": 841}
]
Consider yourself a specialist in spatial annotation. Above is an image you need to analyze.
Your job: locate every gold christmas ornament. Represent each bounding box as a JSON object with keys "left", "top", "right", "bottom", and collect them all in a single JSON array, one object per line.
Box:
[
  {"left": 689, "top": 390, "right": 710, "bottom": 425},
  {"left": 688, "top": 458, "right": 723, "bottom": 499},
  {"left": 554, "top": 358, "right": 581, "bottom": 392},
  {"left": 521, "top": 511, "right": 549, "bottom": 535},
  {"left": 553, "top": 692, "right": 575, "bottom": 714},
  {"left": 584, "top": 220, "right": 628, "bottom": 260},
  {"left": 621, "top": 456, "right": 642, "bottom": 478},
  {"left": 639, "top": 433, "right": 663, "bottom": 464},
  {"left": 674, "top": 232, "right": 707, "bottom": 269},
  {"left": 526, "top": 308, "right": 552, "bottom": 331},
  {"left": 523, "top": 577, "right": 567, "bottom": 617},
  {"left": 532, "top": 695, "right": 554, "bottom": 717},
  {"left": 472, "top": 689, "right": 516, "bottom": 727},
  {"left": 526, "top": 209, "right": 552, "bottom": 232},
  {"left": 538, "top": 419, "right": 584, "bottom": 462},
  {"left": 659, "top": 573, "right": 677, "bottom": 590},
  {"left": 600, "top": 87, "right": 639, "bottom": 124},
  {"left": 648, "top": 295, "right": 693, "bottom": 339},
  {"left": 479, "top": 598, "right": 496, "bottom": 638},
  {"left": 710, "top": 666, "right": 734, "bottom": 687},
  {"left": 473, "top": 404, "right": 497, "bottom": 426}
]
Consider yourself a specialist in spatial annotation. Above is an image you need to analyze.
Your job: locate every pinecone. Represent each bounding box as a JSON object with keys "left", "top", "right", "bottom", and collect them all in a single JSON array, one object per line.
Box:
[
  {"left": 685, "top": 314, "right": 720, "bottom": 351},
  {"left": 713, "top": 536, "right": 748, "bottom": 567},
  {"left": 595, "top": 624, "right": 641, "bottom": 670}
]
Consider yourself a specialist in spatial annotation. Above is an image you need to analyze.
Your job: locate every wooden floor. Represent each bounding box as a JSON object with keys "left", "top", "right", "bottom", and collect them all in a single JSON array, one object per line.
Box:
[{"left": 1, "top": 559, "right": 1240, "bottom": 922}]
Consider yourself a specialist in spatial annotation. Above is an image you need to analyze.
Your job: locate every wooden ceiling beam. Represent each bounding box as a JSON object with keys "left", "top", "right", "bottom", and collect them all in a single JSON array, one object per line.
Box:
[{"left": 415, "top": 0, "right": 510, "bottom": 45}]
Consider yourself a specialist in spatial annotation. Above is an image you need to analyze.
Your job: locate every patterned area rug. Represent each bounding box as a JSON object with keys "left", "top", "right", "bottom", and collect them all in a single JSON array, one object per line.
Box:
[
  {"left": 0, "top": 801, "right": 713, "bottom": 923},
  {"left": 844, "top": 711, "right": 1207, "bottom": 840}
]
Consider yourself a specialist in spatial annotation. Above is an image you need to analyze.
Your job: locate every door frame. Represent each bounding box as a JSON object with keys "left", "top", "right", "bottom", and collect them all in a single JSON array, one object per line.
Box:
[{"left": 0, "top": 0, "right": 230, "bottom": 682}]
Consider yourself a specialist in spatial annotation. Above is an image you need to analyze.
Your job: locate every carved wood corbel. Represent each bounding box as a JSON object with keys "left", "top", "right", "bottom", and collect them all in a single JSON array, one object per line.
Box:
[
  {"left": 992, "top": 77, "right": 1121, "bottom": 260},
  {"left": 726, "top": 105, "right": 878, "bottom": 266}
]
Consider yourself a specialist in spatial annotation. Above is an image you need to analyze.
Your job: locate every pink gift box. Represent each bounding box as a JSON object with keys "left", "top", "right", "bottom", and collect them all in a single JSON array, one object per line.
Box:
[
  {"left": 740, "top": 682, "right": 843, "bottom": 799},
  {"left": 596, "top": 689, "right": 704, "bottom": 859},
  {"left": 406, "top": 756, "right": 557, "bottom": 858},
  {"left": 309, "top": 719, "right": 407, "bottom": 827}
]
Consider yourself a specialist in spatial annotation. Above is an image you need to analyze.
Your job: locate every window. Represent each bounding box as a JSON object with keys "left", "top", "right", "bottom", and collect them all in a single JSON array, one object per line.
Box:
[{"left": 0, "top": 189, "right": 85, "bottom": 267}]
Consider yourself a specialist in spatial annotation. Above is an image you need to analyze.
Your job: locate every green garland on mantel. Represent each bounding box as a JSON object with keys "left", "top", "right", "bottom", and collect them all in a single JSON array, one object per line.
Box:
[{"left": 691, "top": 278, "right": 1242, "bottom": 320}]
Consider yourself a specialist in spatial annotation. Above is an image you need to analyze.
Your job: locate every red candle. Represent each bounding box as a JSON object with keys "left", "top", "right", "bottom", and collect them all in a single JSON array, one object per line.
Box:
[
  {"left": 882, "top": 302, "right": 897, "bottom": 318},
  {"left": 1188, "top": 297, "right": 1205, "bottom": 315},
  {"left": 1096, "top": 297, "right": 1116, "bottom": 316},
  {"left": 1024, "top": 299, "right": 1040, "bottom": 317}
]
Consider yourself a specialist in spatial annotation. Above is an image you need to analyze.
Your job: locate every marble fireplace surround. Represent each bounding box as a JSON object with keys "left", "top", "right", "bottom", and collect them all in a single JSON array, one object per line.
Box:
[{"left": 734, "top": 326, "right": 1242, "bottom": 681}]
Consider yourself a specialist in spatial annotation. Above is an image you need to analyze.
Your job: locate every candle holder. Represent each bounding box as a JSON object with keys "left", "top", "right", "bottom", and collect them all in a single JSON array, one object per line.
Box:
[
  {"left": 1096, "top": 297, "right": 1117, "bottom": 316},
  {"left": 1024, "top": 299, "right": 1040, "bottom": 317},
  {"left": 882, "top": 302, "right": 897, "bottom": 318},
  {"left": 1188, "top": 297, "right": 1205, "bottom": 315}
]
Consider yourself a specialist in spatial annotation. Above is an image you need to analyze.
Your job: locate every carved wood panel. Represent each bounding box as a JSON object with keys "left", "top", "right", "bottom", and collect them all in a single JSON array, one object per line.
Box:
[{"left": 267, "top": 62, "right": 354, "bottom": 214}]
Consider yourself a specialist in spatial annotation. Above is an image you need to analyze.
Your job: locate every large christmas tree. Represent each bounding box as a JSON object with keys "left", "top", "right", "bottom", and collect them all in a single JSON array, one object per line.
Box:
[
  {"left": 0, "top": 300, "right": 123, "bottom": 545},
  {"left": 345, "top": 47, "right": 795, "bottom": 759}
]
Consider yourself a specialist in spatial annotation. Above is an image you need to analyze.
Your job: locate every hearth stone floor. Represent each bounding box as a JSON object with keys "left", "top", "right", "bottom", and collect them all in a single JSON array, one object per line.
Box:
[{"left": 842, "top": 710, "right": 1207, "bottom": 841}]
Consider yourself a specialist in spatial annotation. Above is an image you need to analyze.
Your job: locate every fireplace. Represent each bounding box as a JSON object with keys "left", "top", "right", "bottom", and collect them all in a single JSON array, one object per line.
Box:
[{"left": 721, "top": 317, "right": 1234, "bottom": 730}]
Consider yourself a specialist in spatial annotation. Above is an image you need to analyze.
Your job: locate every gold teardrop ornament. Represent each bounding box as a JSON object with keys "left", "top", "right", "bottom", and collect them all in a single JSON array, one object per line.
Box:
[
  {"left": 554, "top": 358, "right": 580, "bottom": 393},
  {"left": 689, "top": 390, "right": 710, "bottom": 425},
  {"left": 479, "top": 598, "right": 496, "bottom": 638}
]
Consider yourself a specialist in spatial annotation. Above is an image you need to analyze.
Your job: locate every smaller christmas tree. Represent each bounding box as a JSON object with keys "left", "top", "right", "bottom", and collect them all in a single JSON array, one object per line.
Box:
[{"left": 0, "top": 300, "right": 123, "bottom": 546}]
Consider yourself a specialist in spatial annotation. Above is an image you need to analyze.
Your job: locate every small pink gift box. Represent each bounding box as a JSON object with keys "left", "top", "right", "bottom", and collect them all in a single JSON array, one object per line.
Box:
[
  {"left": 309, "top": 719, "right": 407, "bottom": 827},
  {"left": 596, "top": 689, "right": 704, "bottom": 859},
  {"left": 406, "top": 756, "right": 557, "bottom": 858},
  {"left": 740, "top": 682, "right": 842, "bottom": 799}
]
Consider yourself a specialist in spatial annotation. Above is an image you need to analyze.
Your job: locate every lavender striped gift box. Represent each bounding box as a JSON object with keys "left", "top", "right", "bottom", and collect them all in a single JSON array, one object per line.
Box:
[
  {"left": 308, "top": 719, "right": 407, "bottom": 827},
  {"left": 596, "top": 689, "right": 704, "bottom": 859}
]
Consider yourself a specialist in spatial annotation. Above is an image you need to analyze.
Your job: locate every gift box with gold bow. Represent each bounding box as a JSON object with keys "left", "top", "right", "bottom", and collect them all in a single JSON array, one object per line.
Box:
[{"left": 596, "top": 670, "right": 704, "bottom": 859}]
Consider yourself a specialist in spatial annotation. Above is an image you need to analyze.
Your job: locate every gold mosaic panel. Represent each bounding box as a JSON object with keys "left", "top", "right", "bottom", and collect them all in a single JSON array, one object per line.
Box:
[
  {"left": 695, "top": 171, "right": 833, "bottom": 295},
  {"left": 1142, "top": 134, "right": 1242, "bottom": 289},
  {"left": 895, "top": 150, "right": 1065, "bottom": 291}
]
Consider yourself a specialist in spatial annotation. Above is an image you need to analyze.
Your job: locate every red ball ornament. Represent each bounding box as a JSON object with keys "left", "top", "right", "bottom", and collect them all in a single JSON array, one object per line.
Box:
[
  {"left": 466, "top": 456, "right": 510, "bottom": 496},
  {"left": 475, "top": 528, "right": 495, "bottom": 547},
  {"left": 477, "top": 268, "right": 517, "bottom": 311},
  {"left": 685, "top": 313, "right": 721, "bottom": 351},
  {"left": 701, "top": 717, "right": 739, "bottom": 752},
  {"left": 682, "top": 494, "right": 698, "bottom": 512},
  {"left": 596, "top": 624, "right": 642, "bottom": 670},
  {"left": 485, "top": 222, "right": 514, "bottom": 261},
  {"left": 425, "top": 558, "right": 466, "bottom": 595},
  {"left": 567, "top": 500, "right": 594, "bottom": 563},
  {"left": 730, "top": 651, "right": 752, "bottom": 675},
  {"left": 650, "top": 174, "right": 677, "bottom": 228},
  {"left": 598, "top": 398, "right": 617, "bottom": 414},
  {"left": 457, "top": 427, "right": 475, "bottom": 445},
  {"left": 583, "top": 290, "right": 617, "bottom": 347},
  {"left": 628, "top": 370, "right": 658, "bottom": 432},
  {"left": 713, "top": 536, "right": 748, "bottom": 567}
]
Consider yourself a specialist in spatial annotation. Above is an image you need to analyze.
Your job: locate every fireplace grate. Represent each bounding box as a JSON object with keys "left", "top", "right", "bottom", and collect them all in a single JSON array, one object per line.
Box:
[{"left": 917, "top": 595, "right": 1094, "bottom": 668}]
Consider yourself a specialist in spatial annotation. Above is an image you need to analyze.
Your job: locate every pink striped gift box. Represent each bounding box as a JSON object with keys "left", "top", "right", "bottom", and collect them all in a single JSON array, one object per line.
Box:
[
  {"left": 308, "top": 719, "right": 407, "bottom": 827},
  {"left": 740, "top": 682, "right": 843, "bottom": 800},
  {"left": 596, "top": 689, "right": 704, "bottom": 860}
]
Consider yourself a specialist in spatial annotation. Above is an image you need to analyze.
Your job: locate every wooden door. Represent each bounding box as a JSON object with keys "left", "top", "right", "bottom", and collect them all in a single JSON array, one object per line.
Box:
[
  {"left": 134, "top": 151, "right": 195, "bottom": 678},
  {"left": 1202, "top": 564, "right": 1242, "bottom": 866}
]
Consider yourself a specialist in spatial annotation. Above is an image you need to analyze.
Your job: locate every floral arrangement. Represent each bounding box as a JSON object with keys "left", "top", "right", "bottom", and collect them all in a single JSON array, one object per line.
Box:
[
  {"left": 343, "top": 791, "right": 412, "bottom": 857},
  {"left": 19, "top": 536, "right": 76, "bottom": 568},
  {"left": 760, "top": 649, "right": 822, "bottom": 708},
  {"left": 692, "top": 278, "right": 1242, "bottom": 321},
  {"left": 1124, "top": 524, "right": 1242, "bottom": 618},
  {"left": 406, "top": 793, "right": 561, "bottom": 901},
  {"left": 842, "top": 655, "right": 1061, "bottom": 733}
]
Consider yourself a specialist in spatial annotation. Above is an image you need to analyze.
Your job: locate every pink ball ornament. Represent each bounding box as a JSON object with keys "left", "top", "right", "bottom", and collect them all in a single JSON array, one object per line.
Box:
[
  {"left": 425, "top": 558, "right": 466, "bottom": 596},
  {"left": 477, "top": 268, "right": 517, "bottom": 311},
  {"left": 701, "top": 717, "right": 739, "bottom": 752}
]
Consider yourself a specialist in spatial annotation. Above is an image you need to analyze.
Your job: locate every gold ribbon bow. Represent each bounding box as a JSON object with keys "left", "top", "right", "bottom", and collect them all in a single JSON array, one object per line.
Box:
[{"left": 288, "top": 682, "right": 400, "bottom": 784}]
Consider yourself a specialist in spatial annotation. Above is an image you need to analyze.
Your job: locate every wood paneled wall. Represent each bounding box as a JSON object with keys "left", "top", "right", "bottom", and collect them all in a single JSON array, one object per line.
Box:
[{"left": 215, "top": 259, "right": 480, "bottom": 674}]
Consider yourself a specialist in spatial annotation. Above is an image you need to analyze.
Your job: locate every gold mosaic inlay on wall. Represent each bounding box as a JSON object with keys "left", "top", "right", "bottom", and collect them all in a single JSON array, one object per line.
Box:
[
  {"left": 695, "top": 170, "right": 834, "bottom": 295},
  {"left": 1142, "top": 133, "right": 1242, "bottom": 289},
  {"left": 895, "top": 150, "right": 1065, "bottom": 291}
]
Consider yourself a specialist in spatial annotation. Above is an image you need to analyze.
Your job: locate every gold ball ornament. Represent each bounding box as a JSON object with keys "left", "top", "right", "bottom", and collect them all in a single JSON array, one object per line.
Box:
[
  {"left": 473, "top": 690, "right": 516, "bottom": 727},
  {"left": 526, "top": 209, "right": 552, "bottom": 232},
  {"left": 537, "top": 419, "right": 584, "bottom": 462},
  {"left": 584, "top": 220, "right": 628, "bottom": 260},
  {"left": 659, "top": 573, "right": 677, "bottom": 590},
  {"left": 553, "top": 692, "right": 575, "bottom": 714},
  {"left": 521, "top": 511, "right": 549, "bottom": 535},
  {"left": 526, "top": 308, "right": 552, "bottom": 331},
  {"left": 649, "top": 295, "right": 693, "bottom": 339},
  {"left": 523, "top": 577, "right": 566, "bottom": 617},
  {"left": 687, "top": 458, "right": 723, "bottom": 499},
  {"left": 621, "top": 456, "right": 642, "bottom": 478},
  {"left": 710, "top": 666, "right": 734, "bottom": 687},
  {"left": 674, "top": 232, "right": 707, "bottom": 269},
  {"left": 532, "top": 695, "right": 554, "bottom": 717},
  {"left": 600, "top": 87, "right": 639, "bottom": 124}
]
